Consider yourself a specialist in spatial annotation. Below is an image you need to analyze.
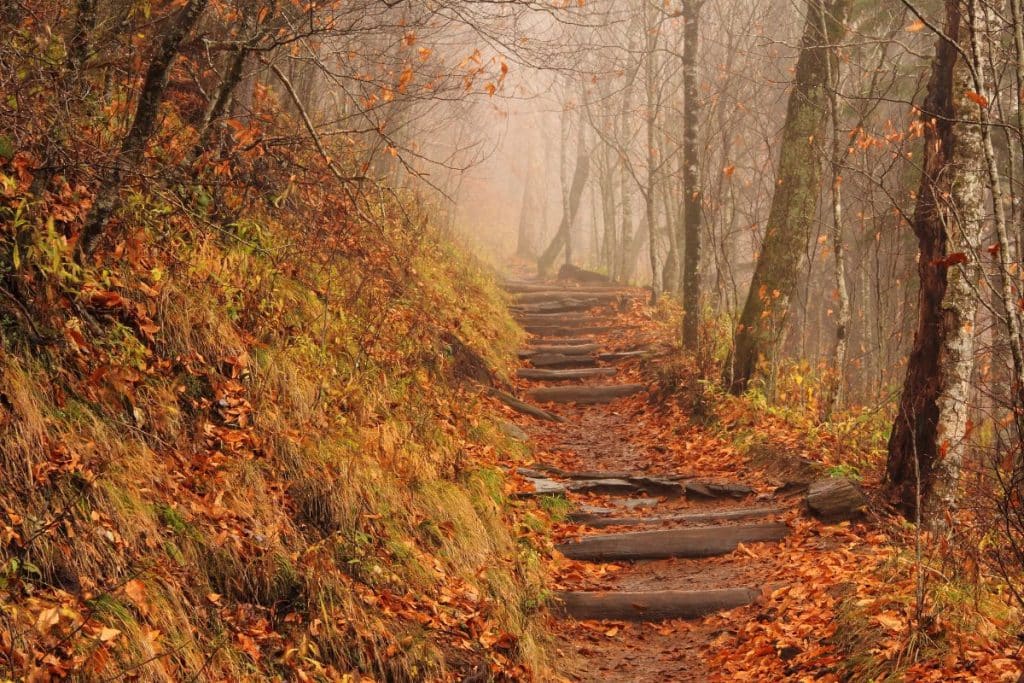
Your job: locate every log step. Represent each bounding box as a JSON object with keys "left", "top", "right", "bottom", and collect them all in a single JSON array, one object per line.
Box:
[
  {"left": 568, "top": 505, "right": 785, "bottom": 528},
  {"left": 806, "top": 477, "right": 867, "bottom": 521},
  {"left": 502, "top": 282, "right": 622, "bottom": 294},
  {"left": 513, "top": 301, "right": 602, "bottom": 315},
  {"left": 515, "top": 291, "right": 622, "bottom": 304},
  {"left": 525, "top": 325, "right": 616, "bottom": 337},
  {"left": 554, "top": 588, "right": 761, "bottom": 621},
  {"left": 518, "top": 343, "right": 600, "bottom": 358},
  {"left": 487, "top": 388, "right": 564, "bottom": 423},
  {"left": 555, "top": 522, "right": 789, "bottom": 561},
  {"left": 516, "top": 475, "right": 683, "bottom": 498},
  {"left": 527, "top": 384, "right": 647, "bottom": 404},
  {"left": 516, "top": 367, "right": 618, "bottom": 381},
  {"left": 528, "top": 353, "right": 598, "bottom": 369},
  {"left": 528, "top": 337, "right": 594, "bottom": 346}
]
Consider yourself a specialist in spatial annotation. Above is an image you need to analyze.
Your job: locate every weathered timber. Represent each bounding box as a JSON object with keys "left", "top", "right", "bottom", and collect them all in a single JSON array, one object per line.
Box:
[
  {"left": 528, "top": 353, "right": 598, "bottom": 369},
  {"left": 527, "top": 384, "right": 647, "bottom": 404},
  {"left": 487, "top": 388, "right": 564, "bottom": 423},
  {"left": 597, "top": 350, "right": 654, "bottom": 362},
  {"left": 513, "top": 301, "right": 601, "bottom": 315},
  {"left": 516, "top": 367, "right": 618, "bottom": 381},
  {"left": 518, "top": 343, "right": 600, "bottom": 358},
  {"left": 514, "top": 469, "right": 684, "bottom": 497},
  {"left": 554, "top": 588, "right": 761, "bottom": 621},
  {"left": 805, "top": 477, "right": 866, "bottom": 521},
  {"left": 525, "top": 325, "right": 616, "bottom": 337},
  {"left": 502, "top": 282, "right": 622, "bottom": 294},
  {"left": 515, "top": 290, "right": 621, "bottom": 304},
  {"left": 517, "top": 477, "right": 661, "bottom": 498},
  {"left": 684, "top": 481, "right": 754, "bottom": 500},
  {"left": 527, "top": 337, "right": 593, "bottom": 346},
  {"left": 568, "top": 505, "right": 784, "bottom": 527},
  {"left": 515, "top": 314, "right": 607, "bottom": 326},
  {"left": 555, "top": 522, "right": 789, "bottom": 561}
]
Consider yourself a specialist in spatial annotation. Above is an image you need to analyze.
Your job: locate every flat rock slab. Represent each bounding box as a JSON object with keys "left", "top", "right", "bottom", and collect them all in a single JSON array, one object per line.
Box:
[
  {"left": 516, "top": 367, "right": 618, "bottom": 381},
  {"left": 806, "top": 477, "right": 867, "bottom": 521},
  {"left": 568, "top": 505, "right": 785, "bottom": 528},
  {"left": 555, "top": 588, "right": 762, "bottom": 621},
  {"left": 527, "top": 384, "right": 647, "bottom": 404},
  {"left": 555, "top": 522, "right": 790, "bottom": 561}
]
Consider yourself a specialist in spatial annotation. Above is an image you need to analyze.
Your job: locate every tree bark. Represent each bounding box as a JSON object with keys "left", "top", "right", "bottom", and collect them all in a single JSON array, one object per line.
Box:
[
  {"left": 680, "top": 0, "right": 704, "bottom": 349},
  {"left": 887, "top": 2, "right": 985, "bottom": 528},
  {"left": 78, "top": 0, "right": 210, "bottom": 255},
  {"left": 725, "top": 0, "right": 850, "bottom": 393}
]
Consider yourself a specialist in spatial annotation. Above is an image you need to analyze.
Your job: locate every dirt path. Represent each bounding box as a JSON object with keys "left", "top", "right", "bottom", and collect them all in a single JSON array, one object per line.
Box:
[{"left": 495, "top": 277, "right": 864, "bottom": 681}]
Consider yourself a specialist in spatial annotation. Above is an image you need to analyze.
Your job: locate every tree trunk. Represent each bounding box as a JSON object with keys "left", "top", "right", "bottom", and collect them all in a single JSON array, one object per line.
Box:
[
  {"left": 537, "top": 134, "right": 591, "bottom": 276},
  {"left": 78, "top": 0, "right": 210, "bottom": 255},
  {"left": 680, "top": 0, "right": 703, "bottom": 349},
  {"left": 887, "top": 2, "right": 985, "bottom": 528},
  {"left": 725, "top": 0, "right": 850, "bottom": 393}
]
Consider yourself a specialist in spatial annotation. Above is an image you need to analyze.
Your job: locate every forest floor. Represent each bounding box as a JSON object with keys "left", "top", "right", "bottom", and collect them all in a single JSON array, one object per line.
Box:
[{"left": 494, "top": 275, "right": 1024, "bottom": 682}]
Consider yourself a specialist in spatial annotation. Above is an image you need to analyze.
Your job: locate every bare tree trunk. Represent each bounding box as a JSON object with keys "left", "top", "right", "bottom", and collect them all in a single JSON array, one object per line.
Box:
[
  {"left": 887, "top": 2, "right": 985, "bottom": 528},
  {"left": 680, "top": 0, "right": 704, "bottom": 349},
  {"left": 643, "top": 7, "right": 661, "bottom": 302},
  {"left": 537, "top": 128, "right": 591, "bottom": 276},
  {"left": 726, "top": 0, "right": 850, "bottom": 393},
  {"left": 190, "top": 45, "right": 251, "bottom": 165},
  {"left": 79, "top": 0, "right": 210, "bottom": 255}
]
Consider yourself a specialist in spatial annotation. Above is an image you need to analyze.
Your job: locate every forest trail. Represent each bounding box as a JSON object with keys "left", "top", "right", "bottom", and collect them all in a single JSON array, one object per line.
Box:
[{"left": 498, "top": 274, "right": 866, "bottom": 681}]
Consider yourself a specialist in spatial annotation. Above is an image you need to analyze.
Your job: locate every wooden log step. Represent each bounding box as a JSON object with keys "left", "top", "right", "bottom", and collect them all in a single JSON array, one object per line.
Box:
[
  {"left": 516, "top": 478, "right": 664, "bottom": 498},
  {"left": 568, "top": 505, "right": 785, "bottom": 528},
  {"left": 525, "top": 325, "right": 615, "bottom": 337},
  {"left": 516, "top": 473, "right": 683, "bottom": 498},
  {"left": 597, "top": 350, "right": 654, "bottom": 362},
  {"left": 528, "top": 353, "right": 598, "bottom": 369},
  {"left": 515, "top": 367, "right": 618, "bottom": 381},
  {"left": 555, "top": 522, "right": 789, "bottom": 561},
  {"left": 527, "top": 384, "right": 647, "bottom": 404},
  {"left": 518, "top": 343, "right": 600, "bottom": 358},
  {"left": 515, "top": 314, "right": 612, "bottom": 327},
  {"left": 554, "top": 588, "right": 761, "bottom": 621},
  {"left": 502, "top": 282, "right": 621, "bottom": 294},
  {"left": 805, "top": 477, "right": 866, "bottom": 522},
  {"left": 514, "top": 302, "right": 602, "bottom": 315},
  {"left": 515, "top": 290, "right": 621, "bottom": 304},
  {"left": 487, "top": 388, "right": 565, "bottom": 423},
  {"left": 684, "top": 480, "right": 754, "bottom": 500},
  {"left": 527, "top": 337, "right": 594, "bottom": 346}
]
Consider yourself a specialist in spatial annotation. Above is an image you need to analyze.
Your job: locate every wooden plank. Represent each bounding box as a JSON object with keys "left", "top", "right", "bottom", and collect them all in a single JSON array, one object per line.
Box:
[
  {"left": 526, "top": 337, "right": 594, "bottom": 346},
  {"left": 515, "top": 367, "right": 618, "bottom": 381},
  {"left": 568, "top": 506, "right": 784, "bottom": 528},
  {"left": 555, "top": 522, "right": 789, "bottom": 561},
  {"left": 527, "top": 384, "right": 646, "bottom": 404},
  {"left": 554, "top": 588, "right": 761, "bottom": 621}
]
